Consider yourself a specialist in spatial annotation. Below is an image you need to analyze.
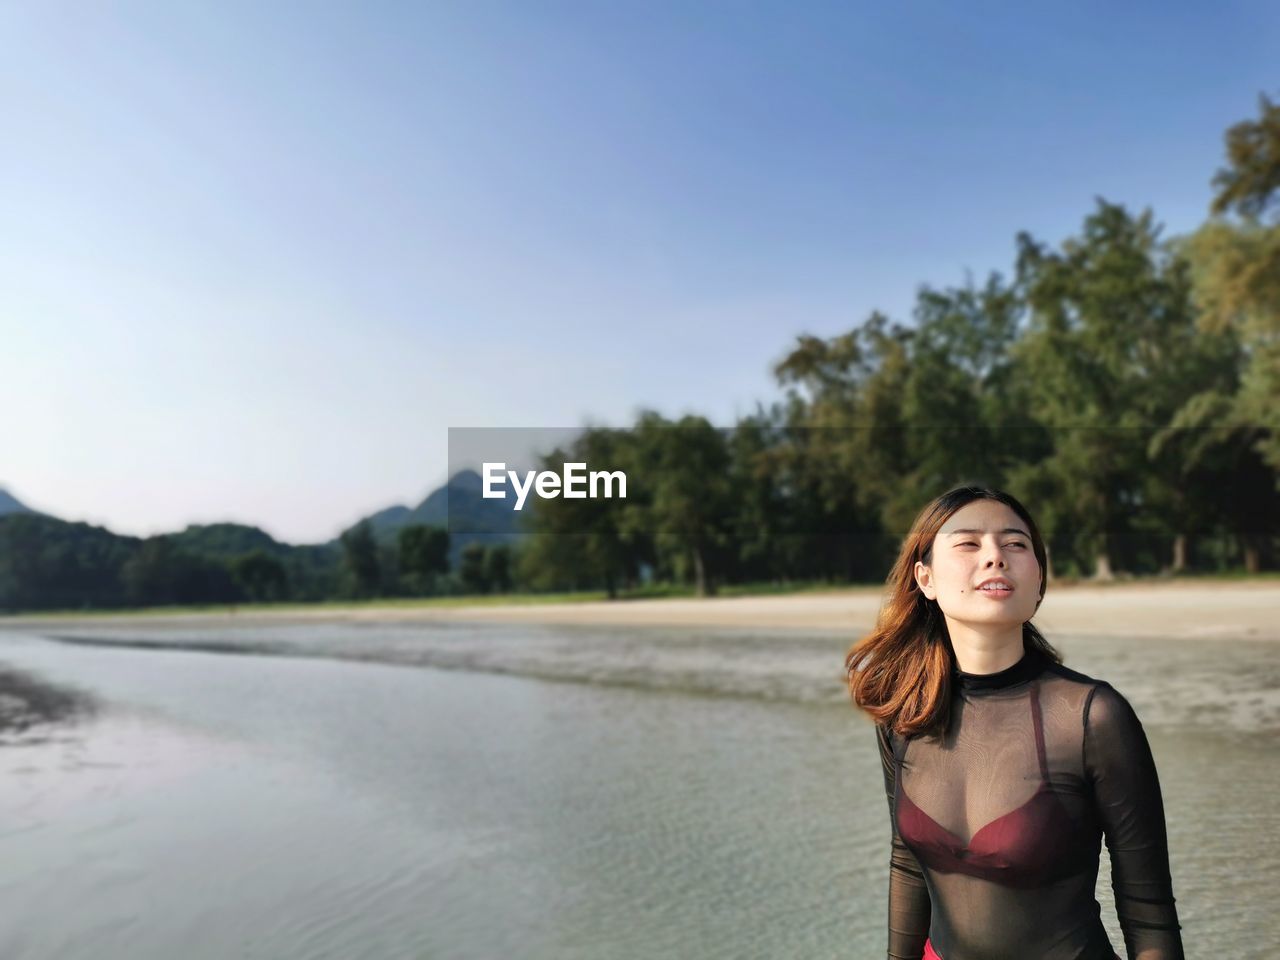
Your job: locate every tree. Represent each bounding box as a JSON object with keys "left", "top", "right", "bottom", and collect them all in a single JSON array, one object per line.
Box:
[
  {"left": 898, "top": 274, "right": 1051, "bottom": 530},
  {"left": 1210, "top": 93, "right": 1280, "bottom": 221},
  {"left": 724, "top": 406, "right": 794, "bottom": 582},
  {"left": 339, "top": 520, "right": 381, "bottom": 598},
  {"left": 397, "top": 524, "right": 449, "bottom": 595},
  {"left": 0, "top": 514, "right": 136, "bottom": 611},
  {"left": 230, "top": 549, "right": 288, "bottom": 602},
  {"left": 519, "top": 427, "right": 650, "bottom": 598},
  {"left": 1012, "top": 200, "right": 1207, "bottom": 578},
  {"left": 459, "top": 542, "right": 489, "bottom": 594},
  {"left": 483, "top": 544, "right": 513, "bottom": 594},
  {"left": 121, "top": 536, "right": 239, "bottom": 606},
  {"left": 630, "top": 412, "right": 734, "bottom": 597},
  {"left": 773, "top": 312, "right": 917, "bottom": 580},
  {"left": 1182, "top": 92, "right": 1280, "bottom": 481}
]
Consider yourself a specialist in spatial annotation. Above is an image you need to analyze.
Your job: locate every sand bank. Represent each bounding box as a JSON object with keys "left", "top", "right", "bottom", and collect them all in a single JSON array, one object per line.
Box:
[{"left": 3, "top": 580, "right": 1277, "bottom": 641}]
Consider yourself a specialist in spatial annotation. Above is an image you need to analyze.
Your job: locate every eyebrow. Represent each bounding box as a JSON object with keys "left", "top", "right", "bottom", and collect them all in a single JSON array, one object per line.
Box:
[{"left": 944, "top": 528, "right": 1031, "bottom": 538}]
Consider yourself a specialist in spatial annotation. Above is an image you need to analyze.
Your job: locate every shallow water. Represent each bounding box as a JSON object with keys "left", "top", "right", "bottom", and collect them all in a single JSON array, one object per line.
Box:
[{"left": 0, "top": 621, "right": 1275, "bottom": 958}]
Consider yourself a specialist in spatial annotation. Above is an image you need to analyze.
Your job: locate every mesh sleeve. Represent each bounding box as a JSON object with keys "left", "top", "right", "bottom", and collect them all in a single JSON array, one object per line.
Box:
[
  {"left": 1084, "top": 684, "right": 1184, "bottom": 960},
  {"left": 876, "top": 723, "right": 931, "bottom": 960}
]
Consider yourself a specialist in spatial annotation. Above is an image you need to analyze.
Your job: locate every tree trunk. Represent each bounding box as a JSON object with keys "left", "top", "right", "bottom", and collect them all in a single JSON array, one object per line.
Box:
[
  {"left": 1093, "top": 552, "right": 1115, "bottom": 581},
  {"left": 1242, "top": 534, "right": 1261, "bottom": 574},
  {"left": 693, "top": 548, "right": 708, "bottom": 597},
  {"left": 1171, "top": 534, "right": 1187, "bottom": 574}
]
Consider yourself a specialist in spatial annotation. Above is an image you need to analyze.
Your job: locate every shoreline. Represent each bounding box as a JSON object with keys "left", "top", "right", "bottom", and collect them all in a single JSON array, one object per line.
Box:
[{"left": 2, "top": 580, "right": 1278, "bottom": 641}]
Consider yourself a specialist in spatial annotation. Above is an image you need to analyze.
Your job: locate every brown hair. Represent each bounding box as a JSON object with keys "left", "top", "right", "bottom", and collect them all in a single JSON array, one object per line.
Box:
[{"left": 845, "top": 485, "right": 1060, "bottom": 739}]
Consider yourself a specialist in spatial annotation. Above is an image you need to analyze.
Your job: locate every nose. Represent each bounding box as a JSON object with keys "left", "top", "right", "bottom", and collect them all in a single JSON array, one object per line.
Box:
[{"left": 981, "top": 539, "right": 1007, "bottom": 568}]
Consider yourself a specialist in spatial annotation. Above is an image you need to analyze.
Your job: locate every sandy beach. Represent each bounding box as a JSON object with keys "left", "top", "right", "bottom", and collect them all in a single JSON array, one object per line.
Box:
[{"left": 3, "top": 579, "right": 1278, "bottom": 641}]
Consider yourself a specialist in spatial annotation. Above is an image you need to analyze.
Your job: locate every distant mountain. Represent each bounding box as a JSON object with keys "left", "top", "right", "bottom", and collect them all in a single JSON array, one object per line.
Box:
[
  {"left": 343, "top": 469, "right": 530, "bottom": 565},
  {"left": 352, "top": 469, "right": 529, "bottom": 539},
  {"left": 411, "top": 469, "right": 528, "bottom": 535},
  {"left": 0, "top": 488, "right": 39, "bottom": 517},
  {"left": 362, "top": 505, "right": 413, "bottom": 541}
]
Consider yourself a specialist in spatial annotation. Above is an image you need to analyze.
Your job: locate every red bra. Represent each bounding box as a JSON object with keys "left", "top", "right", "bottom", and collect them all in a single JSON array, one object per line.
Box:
[{"left": 894, "top": 681, "right": 1095, "bottom": 888}]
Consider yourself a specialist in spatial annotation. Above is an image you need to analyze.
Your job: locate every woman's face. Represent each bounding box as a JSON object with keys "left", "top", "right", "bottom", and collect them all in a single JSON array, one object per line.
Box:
[{"left": 915, "top": 499, "right": 1043, "bottom": 630}]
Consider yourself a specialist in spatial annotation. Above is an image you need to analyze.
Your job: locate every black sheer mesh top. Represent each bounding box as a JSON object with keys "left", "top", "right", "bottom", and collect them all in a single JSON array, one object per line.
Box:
[{"left": 876, "top": 644, "right": 1184, "bottom": 960}]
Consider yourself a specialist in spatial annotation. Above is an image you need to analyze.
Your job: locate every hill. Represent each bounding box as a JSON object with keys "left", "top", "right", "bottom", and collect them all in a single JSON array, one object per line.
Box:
[
  {"left": 0, "top": 488, "right": 39, "bottom": 517},
  {"left": 344, "top": 470, "right": 529, "bottom": 566}
]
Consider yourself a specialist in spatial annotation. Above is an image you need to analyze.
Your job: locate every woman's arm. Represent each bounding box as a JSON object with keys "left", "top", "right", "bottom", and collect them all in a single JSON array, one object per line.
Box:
[
  {"left": 876, "top": 723, "right": 931, "bottom": 960},
  {"left": 1084, "top": 684, "right": 1185, "bottom": 960}
]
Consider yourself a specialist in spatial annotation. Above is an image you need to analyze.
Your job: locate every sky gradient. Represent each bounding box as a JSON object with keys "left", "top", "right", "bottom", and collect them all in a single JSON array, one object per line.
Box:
[{"left": 3, "top": 1, "right": 1277, "bottom": 543}]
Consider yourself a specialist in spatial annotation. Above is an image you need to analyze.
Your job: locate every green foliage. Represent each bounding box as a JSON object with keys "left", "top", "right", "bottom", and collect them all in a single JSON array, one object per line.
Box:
[
  {"left": 169, "top": 523, "right": 287, "bottom": 560},
  {"left": 519, "top": 426, "right": 652, "bottom": 597},
  {"left": 1182, "top": 90, "right": 1280, "bottom": 476},
  {"left": 459, "top": 542, "right": 488, "bottom": 594},
  {"left": 0, "top": 512, "right": 344, "bottom": 612},
  {"left": 1210, "top": 93, "right": 1280, "bottom": 222},
  {"left": 121, "top": 536, "right": 240, "bottom": 606},
  {"left": 1006, "top": 198, "right": 1243, "bottom": 576},
  {"left": 632, "top": 412, "right": 735, "bottom": 596},
  {"left": 483, "top": 544, "right": 513, "bottom": 594},
  {"left": 230, "top": 549, "right": 289, "bottom": 602},
  {"left": 396, "top": 524, "right": 450, "bottom": 595},
  {"left": 339, "top": 520, "right": 381, "bottom": 598},
  {"left": 0, "top": 514, "right": 136, "bottom": 611},
  {"left": 771, "top": 312, "right": 911, "bottom": 579}
]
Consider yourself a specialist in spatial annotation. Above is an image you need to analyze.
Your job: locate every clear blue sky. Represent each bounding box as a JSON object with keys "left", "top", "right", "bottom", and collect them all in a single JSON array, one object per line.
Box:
[{"left": 2, "top": 1, "right": 1276, "bottom": 543}]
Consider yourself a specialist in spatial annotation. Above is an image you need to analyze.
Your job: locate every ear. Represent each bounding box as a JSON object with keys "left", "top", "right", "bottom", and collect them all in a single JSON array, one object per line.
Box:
[{"left": 914, "top": 560, "right": 936, "bottom": 600}]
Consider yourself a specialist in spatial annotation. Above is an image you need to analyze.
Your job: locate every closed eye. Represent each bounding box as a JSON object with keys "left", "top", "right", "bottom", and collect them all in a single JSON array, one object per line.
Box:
[{"left": 958, "top": 542, "right": 1027, "bottom": 548}]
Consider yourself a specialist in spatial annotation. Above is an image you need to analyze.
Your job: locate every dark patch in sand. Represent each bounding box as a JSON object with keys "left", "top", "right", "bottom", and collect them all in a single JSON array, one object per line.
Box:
[
  {"left": 0, "top": 666, "right": 97, "bottom": 739},
  {"left": 44, "top": 634, "right": 288, "bottom": 658}
]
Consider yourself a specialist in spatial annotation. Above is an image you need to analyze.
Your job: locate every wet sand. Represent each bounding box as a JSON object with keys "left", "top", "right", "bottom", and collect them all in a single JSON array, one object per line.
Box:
[{"left": 0, "top": 665, "right": 95, "bottom": 738}]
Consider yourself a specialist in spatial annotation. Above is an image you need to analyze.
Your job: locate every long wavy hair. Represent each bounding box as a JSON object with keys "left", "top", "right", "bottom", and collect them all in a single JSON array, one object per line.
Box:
[{"left": 846, "top": 485, "right": 1060, "bottom": 740}]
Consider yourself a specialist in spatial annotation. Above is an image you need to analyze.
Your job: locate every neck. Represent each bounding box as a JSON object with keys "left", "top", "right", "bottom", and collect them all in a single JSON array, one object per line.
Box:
[{"left": 944, "top": 619, "right": 1026, "bottom": 675}]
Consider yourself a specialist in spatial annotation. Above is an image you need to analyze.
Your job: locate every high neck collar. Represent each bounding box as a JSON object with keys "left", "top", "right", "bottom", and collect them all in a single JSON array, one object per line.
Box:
[{"left": 952, "top": 645, "right": 1042, "bottom": 693}]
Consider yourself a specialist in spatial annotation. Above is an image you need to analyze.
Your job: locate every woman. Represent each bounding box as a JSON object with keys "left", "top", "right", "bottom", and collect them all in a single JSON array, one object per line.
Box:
[{"left": 846, "top": 486, "right": 1184, "bottom": 960}]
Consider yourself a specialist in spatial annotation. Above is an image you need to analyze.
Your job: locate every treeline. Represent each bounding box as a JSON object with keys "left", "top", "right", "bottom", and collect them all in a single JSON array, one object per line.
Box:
[
  {"left": 333, "top": 520, "right": 514, "bottom": 599},
  {"left": 517, "top": 94, "right": 1280, "bottom": 596},
  {"left": 0, "top": 515, "right": 522, "bottom": 612}
]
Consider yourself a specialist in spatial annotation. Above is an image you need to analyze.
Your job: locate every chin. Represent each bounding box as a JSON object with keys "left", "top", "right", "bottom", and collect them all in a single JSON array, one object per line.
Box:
[{"left": 962, "top": 609, "right": 1028, "bottom": 625}]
